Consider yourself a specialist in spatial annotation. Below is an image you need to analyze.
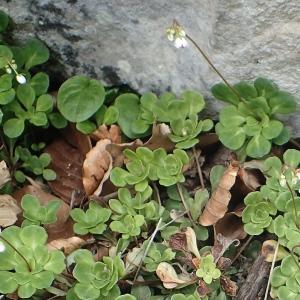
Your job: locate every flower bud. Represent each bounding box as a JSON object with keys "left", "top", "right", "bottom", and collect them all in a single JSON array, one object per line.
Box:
[{"left": 16, "top": 74, "right": 26, "bottom": 84}]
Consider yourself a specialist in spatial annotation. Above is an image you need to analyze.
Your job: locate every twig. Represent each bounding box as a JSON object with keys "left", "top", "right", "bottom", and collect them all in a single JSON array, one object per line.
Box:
[
  {"left": 152, "top": 182, "right": 162, "bottom": 206},
  {"left": 264, "top": 241, "right": 279, "bottom": 300},
  {"left": 0, "top": 235, "right": 32, "bottom": 272},
  {"left": 192, "top": 147, "right": 205, "bottom": 189},
  {"left": 286, "top": 181, "right": 300, "bottom": 229},
  {"left": 133, "top": 218, "right": 163, "bottom": 283},
  {"left": 176, "top": 183, "right": 195, "bottom": 226},
  {"left": 231, "top": 235, "right": 253, "bottom": 265},
  {"left": 186, "top": 34, "right": 241, "bottom": 101},
  {"left": 290, "top": 138, "right": 300, "bottom": 149}
]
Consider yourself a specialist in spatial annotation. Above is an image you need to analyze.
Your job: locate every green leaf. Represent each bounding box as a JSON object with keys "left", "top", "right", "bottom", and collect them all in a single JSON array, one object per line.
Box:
[
  {"left": 3, "top": 118, "right": 24, "bottom": 138},
  {"left": 273, "top": 127, "right": 290, "bottom": 146},
  {"left": 43, "top": 169, "right": 57, "bottom": 181},
  {"left": 57, "top": 75, "right": 105, "bottom": 122},
  {"left": 74, "top": 283, "right": 100, "bottom": 300},
  {"left": 0, "top": 74, "right": 12, "bottom": 92},
  {"left": 30, "top": 72, "right": 49, "bottom": 96},
  {"left": 15, "top": 170, "right": 26, "bottom": 183},
  {"left": 215, "top": 123, "right": 246, "bottom": 150},
  {"left": 0, "top": 88, "right": 15, "bottom": 104},
  {"left": 246, "top": 135, "right": 271, "bottom": 158},
  {"left": 219, "top": 105, "right": 245, "bottom": 126},
  {"left": 254, "top": 78, "right": 278, "bottom": 98},
  {"left": 0, "top": 45, "right": 13, "bottom": 68},
  {"left": 20, "top": 225, "right": 48, "bottom": 249},
  {"left": 18, "top": 283, "right": 36, "bottom": 298},
  {"left": 29, "top": 112, "right": 48, "bottom": 126},
  {"left": 36, "top": 94, "right": 53, "bottom": 112},
  {"left": 262, "top": 120, "right": 283, "bottom": 139},
  {"left": 211, "top": 83, "right": 239, "bottom": 105},
  {"left": 103, "top": 106, "right": 119, "bottom": 125},
  {"left": 17, "top": 83, "right": 36, "bottom": 110},
  {"left": 31, "top": 270, "right": 54, "bottom": 289},
  {"left": 210, "top": 165, "right": 226, "bottom": 191},
  {"left": 131, "top": 119, "right": 149, "bottom": 135},
  {"left": 39, "top": 153, "right": 51, "bottom": 167},
  {"left": 24, "top": 39, "right": 49, "bottom": 70},
  {"left": 76, "top": 120, "right": 97, "bottom": 134},
  {"left": 48, "top": 112, "right": 68, "bottom": 129},
  {"left": 234, "top": 81, "right": 257, "bottom": 99},
  {"left": 0, "top": 271, "right": 18, "bottom": 294},
  {"left": 181, "top": 90, "right": 205, "bottom": 115},
  {"left": 269, "top": 91, "right": 297, "bottom": 114},
  {"left": 187, "top": 189, "right": 209, "bottom": 221},
  {"left": 115, "top": 93, "right": 148, "bottom": 139},
  {"left": 0, "top": 10, "right": 9, "bottom": 33},
  {"left": 131, "top": 283, "right": 151, "bottom": 300},
  {"left": 44, "top": 250, "right": 66, "bottom": 274},
  {"left": 283, "top": 149, "right": 300, "bottom": 168}
]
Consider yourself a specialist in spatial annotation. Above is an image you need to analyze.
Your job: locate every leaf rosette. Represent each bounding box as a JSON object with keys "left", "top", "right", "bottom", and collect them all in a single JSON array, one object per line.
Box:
[
  {"left": 70, "top": 250, "right": 125, "bottom": 300},
  {"left": 0, "top": 225, "right": 65, "bottom": 298},
  {"left": 242, "top": 191, "right": 277, "bottom": 235}
]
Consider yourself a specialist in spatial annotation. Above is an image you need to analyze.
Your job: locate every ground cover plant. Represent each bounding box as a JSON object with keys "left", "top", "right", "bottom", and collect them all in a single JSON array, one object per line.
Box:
[{"left": 0, "top": 11, "right": 299, "bottom": 300}]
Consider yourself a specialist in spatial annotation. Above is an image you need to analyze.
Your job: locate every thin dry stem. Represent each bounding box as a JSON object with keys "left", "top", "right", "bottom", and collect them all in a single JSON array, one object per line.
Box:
[{"left": 264, "top": 241, "right": 279, "bottom": 300}]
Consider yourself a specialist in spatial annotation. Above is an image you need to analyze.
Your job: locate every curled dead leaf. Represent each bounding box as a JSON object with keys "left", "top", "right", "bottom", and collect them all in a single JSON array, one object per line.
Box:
[
  {"left": 156, "top": 262, "right": 190, "bottom": 289},
  {"left": 144, "top": 123, "right": 174, "bottom": 152},
  {"left": 197, "top": 279, "right": 210, "bottom": 297},
  {"left": 220, "top": 275, "right": 238, "bottom": 297},
  {"left": 199, "top": 161, "right": 239, "bottom": 226},
  {"left": 0, "top": 160, "right": 10, "bottom": 189},
  {"left": 262, "top": 240, "right": 288, "bottom": 262},
  {"left": 0, "top": 195, "right": 21, "bottom": 227},
  {"left": 90, "top": 124, "right": 121, "bottom": 144},
  {"left": 83, "top": 139, "right": 113, "bottom": 196},
  {"left": 214, "top": 209, "right": 247, "bottom": 242}
]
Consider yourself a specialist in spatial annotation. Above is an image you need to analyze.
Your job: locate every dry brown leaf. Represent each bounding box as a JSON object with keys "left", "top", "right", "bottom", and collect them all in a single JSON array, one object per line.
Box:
[
  {"left": 0, "top": 160, "right": 11, "bottom": 189},
  {"left": 220, "top": 275, "right": 238, "bottom": 297},
  {"left": 13, "top": 185, "right": 73, "bottom": 242},
  {"left": 106, "top": 139, "right": 143, "bottom": 167},
  {"left": 156, "top": 262, "right": 190, "bottom": 289},
  {"left": 143, "top": 123, "right": 174, "bottom": 152},
  {"left": 214, "top": 209, "right": 247, "bottom": 241},
  {"left": 199, "top": 161, "right": 239, "bottom": 226},
  {"left": 47, "top": 236, "right": 88, "bottom": 255},
  {"left": 238, "top": 164, "right": 264, "bottom": 192},
  {"left": 90, "top": 124, "right": 121, "bottom": 144},
  {"left": 46, "top": 138, "right": 86, "bottom": 205},
  {"left": 83, "top": 139, "right": 113, "bottom": 196},
  {"left": 0, "top": 195, "right": 21, "bottom": 227},
  {"left": 261, "top": 240, "right": 288, "bottom": 262}
]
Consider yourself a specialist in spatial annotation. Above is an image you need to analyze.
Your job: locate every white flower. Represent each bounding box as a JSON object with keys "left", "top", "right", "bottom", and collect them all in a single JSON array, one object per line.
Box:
[
  {"left": 0, "top": 241, "right": 5, "bottom": 253},
  {"left": 174, "top": 37, "right": 188, "bottom": 48},
  {"left": 166, "top": 20, "right": 188, "bottom": 49},
  {"left": 5, "top": 66, "right": 12, "bottom": 74},
  {"left": 279, "top": 174, "right": 286, "bottom": 188},
  {"left": 16, "top": 74, "right": 26, "bottom": 84}
]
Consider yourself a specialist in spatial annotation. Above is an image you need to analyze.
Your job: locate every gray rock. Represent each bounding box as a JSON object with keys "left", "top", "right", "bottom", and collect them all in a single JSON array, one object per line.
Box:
[{"left": 3, "top": 0, "right": 300, "bottom": 135}]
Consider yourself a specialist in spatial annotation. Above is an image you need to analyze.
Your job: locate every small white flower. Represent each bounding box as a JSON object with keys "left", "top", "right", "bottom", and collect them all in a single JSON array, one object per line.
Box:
[
  {"left": 174, "top": 37, "right": 188, "bottom": 48},
  {"left": 279, "top": 174, "right": 286, "bottom": 188},
  {"left": 292, "top": 177, "right": 298, "bottom": 185},
  {"left": 166, "top": 20, "right": 188, "bottom": 49},
  {"left": 16, "top": 74, "right": 26, "bottom": 84},
  {"left": 0, "top": 241, "right": 5, "bottom": 253},
  {"left": 5, "top": 67, "right": 12, "bottom": 74}
]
